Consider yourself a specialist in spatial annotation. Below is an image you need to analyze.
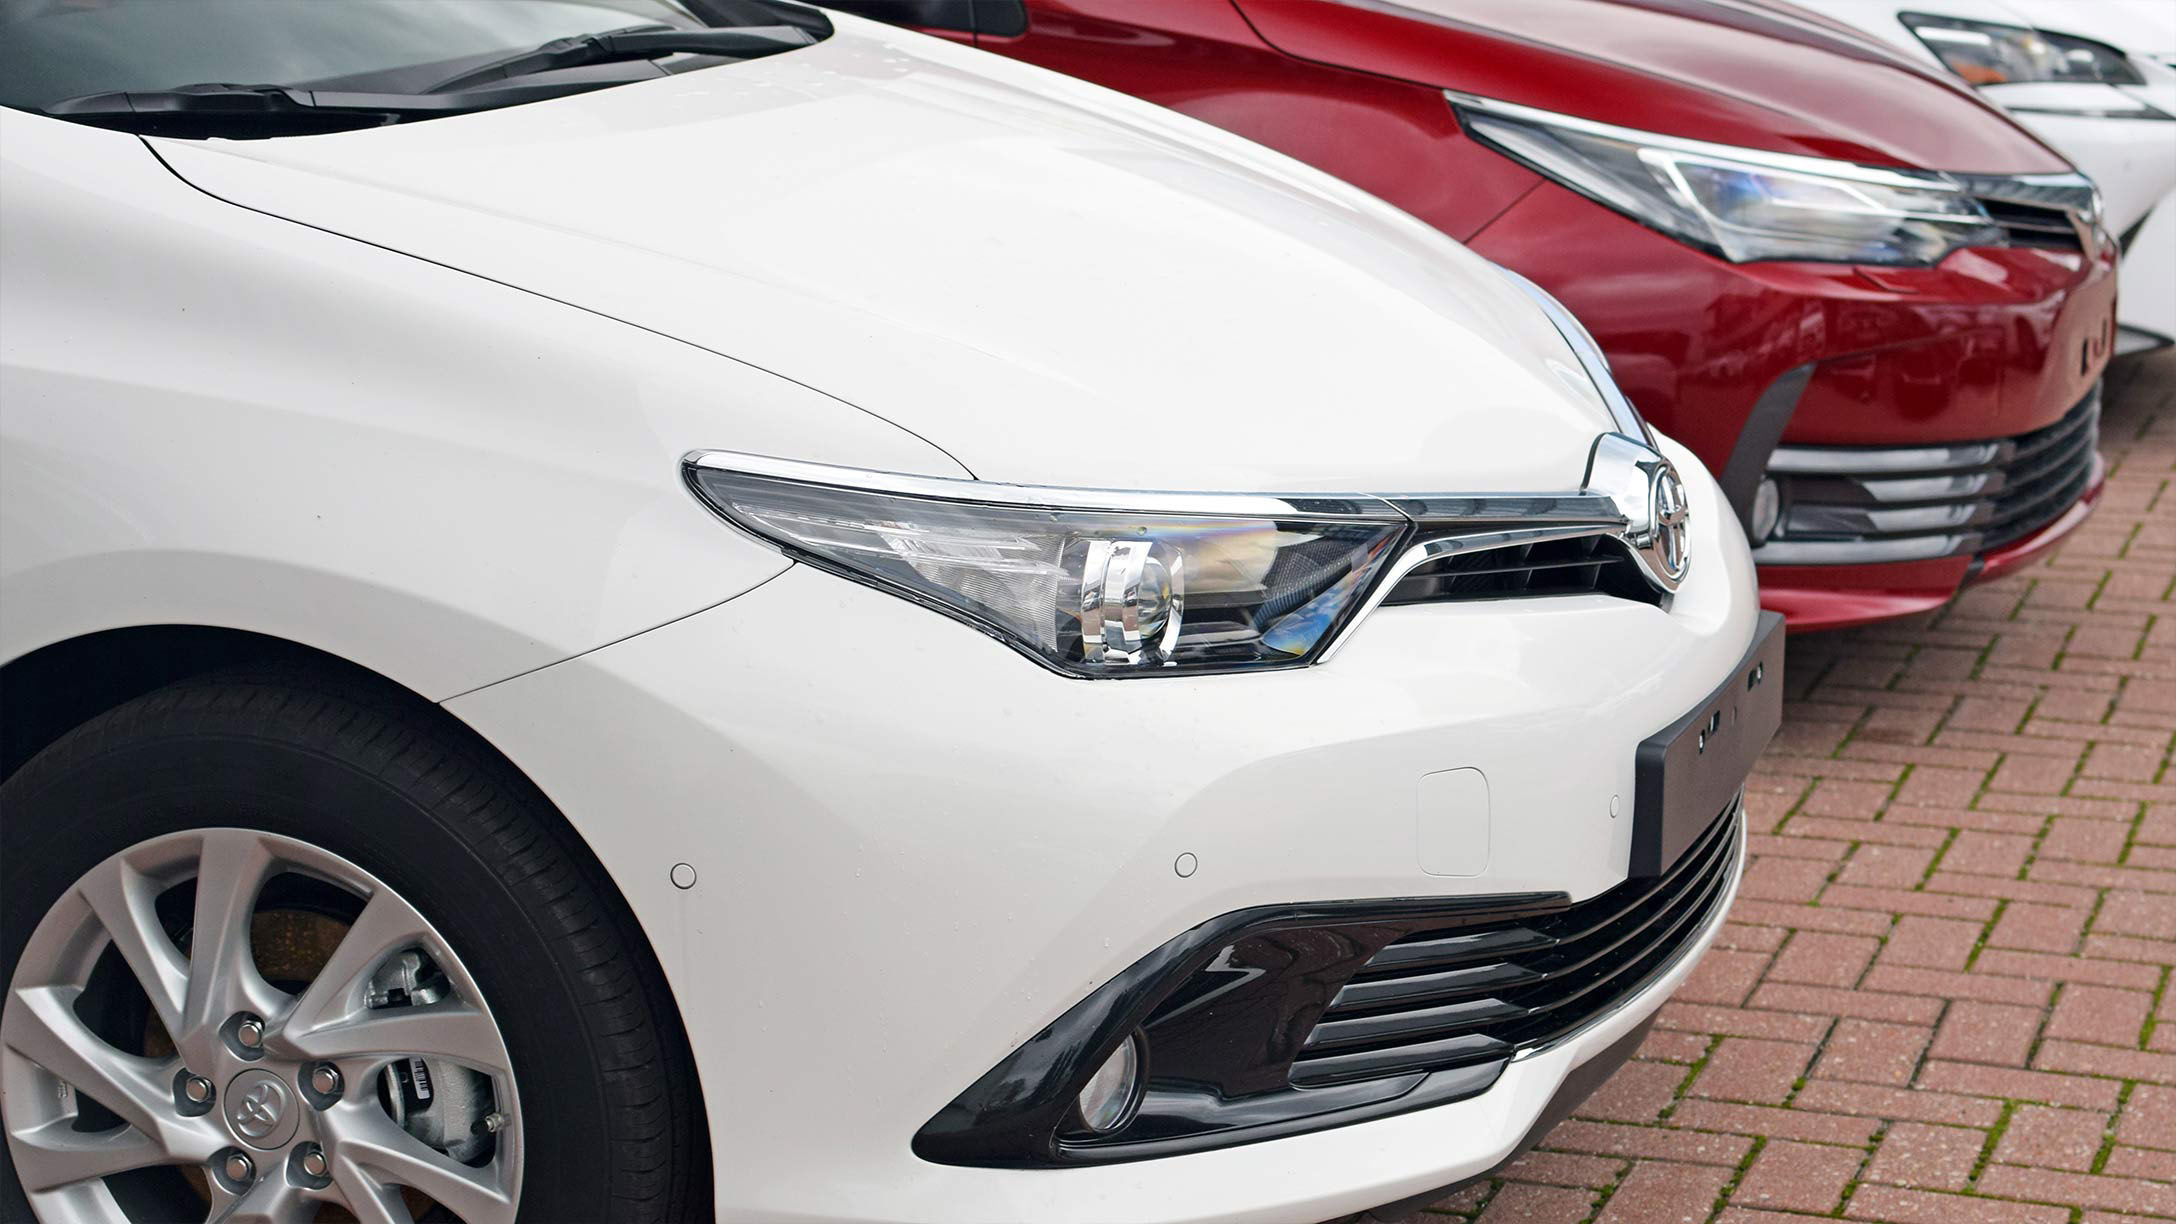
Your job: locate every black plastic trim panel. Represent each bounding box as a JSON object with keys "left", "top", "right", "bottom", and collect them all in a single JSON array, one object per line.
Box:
[{"left": 915, "top": 806, "right": 1744, "bottom": 1168}]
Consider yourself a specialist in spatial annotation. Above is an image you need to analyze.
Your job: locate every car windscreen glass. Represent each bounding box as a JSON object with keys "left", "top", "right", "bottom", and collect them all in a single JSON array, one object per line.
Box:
[{"left": 0, "top": 0, "right": 823, "bottom": 114}]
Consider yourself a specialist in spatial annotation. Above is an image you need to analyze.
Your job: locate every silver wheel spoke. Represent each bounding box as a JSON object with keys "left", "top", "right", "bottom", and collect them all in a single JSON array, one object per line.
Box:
[
  {"left": 209, "top": 1176, "right": 314, "bottom": 1224},
  {"left": 332, "top": 1107, "right": 515, "bottom": 1224},
  {"left": 7, "top": 1117, "right": 166, "bottom": 1193},
  {"left": 75, "top": 857, "right": 190, "bottom": 1038},
  {"left": 3, "top": 986, "right": 176, "bottom": 1139},
  {"left": 179, "top": 830, "right": 284, "bottom": 1067},
  {"left": 329, "top": 1166, "right": 411, "bottom": 1224},
  {"left": 283, "top": 889, "right": 435, "bottom": 1037},
  {"left": 286, "top": 999, "right": 510, "bottom": 1079}
]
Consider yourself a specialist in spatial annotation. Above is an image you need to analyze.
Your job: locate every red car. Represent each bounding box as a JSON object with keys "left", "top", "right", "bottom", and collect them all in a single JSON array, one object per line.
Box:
[{"left": 842, "top": 0, "right": 2116, "bottom": 630}]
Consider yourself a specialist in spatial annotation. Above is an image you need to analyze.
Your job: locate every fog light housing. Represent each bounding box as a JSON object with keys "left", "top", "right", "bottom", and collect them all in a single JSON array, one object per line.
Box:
[
  {"left": 1073, "top": 1034, "right": 1144, "bottom": 1134},
  {"left": 1750, "top": 478, "right": 1781, "bottom": 544}
]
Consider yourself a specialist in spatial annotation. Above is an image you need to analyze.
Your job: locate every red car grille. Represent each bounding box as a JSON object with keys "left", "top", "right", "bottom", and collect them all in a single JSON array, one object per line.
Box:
[{"left": 1751, "top": 384, "right": 2099, "bottom": 566}]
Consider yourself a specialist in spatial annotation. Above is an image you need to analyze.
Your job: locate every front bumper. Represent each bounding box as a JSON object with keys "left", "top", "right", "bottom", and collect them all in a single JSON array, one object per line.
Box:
[
  {"left": 1749, "top": 382, "right": 2106, "bottom": 630},
  {"left": 447, "top": 441, "right": 1761, "bottom": 1223},
  {"left": 1469, "top": 182, "right": 2118, "bottom": 630}
]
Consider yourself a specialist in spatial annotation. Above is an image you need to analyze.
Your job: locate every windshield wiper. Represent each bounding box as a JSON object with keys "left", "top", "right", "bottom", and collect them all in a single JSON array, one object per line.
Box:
[
  {"left": 41, "top": 81, "right": 607, "bottom": 138},
  {"left": 426, "top": 23, "right": 817, "bottom": 93},
  {"left": 42, "top": 22, "right": 821, "bottom": 138}
]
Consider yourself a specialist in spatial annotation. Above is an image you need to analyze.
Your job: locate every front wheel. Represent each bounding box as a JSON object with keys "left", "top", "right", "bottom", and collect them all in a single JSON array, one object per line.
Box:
[{"left": 1, "top": 672, "right": 707, "bottom": 1223}]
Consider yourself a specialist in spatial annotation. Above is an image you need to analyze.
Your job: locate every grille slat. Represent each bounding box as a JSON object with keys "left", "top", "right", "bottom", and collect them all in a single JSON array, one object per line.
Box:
[
  {"left": 1754, "top": 385, "right": 2099, "bottom": 566},
  {"left": 1301, "top": 996, "right": 1527, "bottom": 1052},
  {"left": 1383, "top": 534, "right": 1661, "bottom": 609},
  {"left": 1360, "top": 926, "right": 1553, "bottom": 973},
  {"left": 1286, "top": 802, "right": 1742, "bottom": 1087},
  {"left": 1299, "top": 829, "right": 1739, "bottom": 1063},
  {"left": 1328, "top": 961, "right": 1545, "bottom": 1012},
  {"left": 1287, "top": 1031, "right": 1511, "bottom": 1084},
  {"left": 1959, "top": 175, "right": 2094, "bottom": 252}
]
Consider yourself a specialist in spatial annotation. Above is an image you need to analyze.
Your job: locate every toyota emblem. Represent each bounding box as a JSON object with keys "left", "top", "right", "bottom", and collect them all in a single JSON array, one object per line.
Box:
[{"left": 1649, "top": 461, "right": 1690, "bottom": 584}]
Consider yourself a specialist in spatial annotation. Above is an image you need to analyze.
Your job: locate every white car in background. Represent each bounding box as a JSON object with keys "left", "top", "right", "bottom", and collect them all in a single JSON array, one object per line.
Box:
[
  {"left": 1801, "top": 0, "right": 2176, "bottom": 353},
  {"left": 0, "top": 2, "right": 1776, "bottom": 1222}
]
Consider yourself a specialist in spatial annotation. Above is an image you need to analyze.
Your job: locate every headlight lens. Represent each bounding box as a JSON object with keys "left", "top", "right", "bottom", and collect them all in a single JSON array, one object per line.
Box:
[
  {"left": 1453, "top": 93, "right": 2003, "bottom": 265},
  {"left": 1900, "top": 12, "right": 2145, "bottom": 86},
  {"left": 687, "top": 457, "right": 1405, "bottom": 677}
]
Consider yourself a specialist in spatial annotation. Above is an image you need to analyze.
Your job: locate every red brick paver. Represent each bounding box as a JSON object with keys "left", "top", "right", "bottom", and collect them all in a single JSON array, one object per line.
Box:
[{"left": 1399, "top": 350, "right": 2174, "bottom": 1222}]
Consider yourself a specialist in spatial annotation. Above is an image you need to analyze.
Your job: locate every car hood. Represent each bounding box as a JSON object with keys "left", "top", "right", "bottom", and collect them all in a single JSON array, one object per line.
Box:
[
  {"left": 150, "top": 16, "right": 1624, "bottom": 496},
  {"left": 1236, "top": 0, "right": 2069, "bottom": 172}
]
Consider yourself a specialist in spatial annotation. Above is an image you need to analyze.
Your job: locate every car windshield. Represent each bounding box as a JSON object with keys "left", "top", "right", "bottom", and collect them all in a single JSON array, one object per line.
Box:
[{"left": 0, "top": 0, "right": 817, "bottom": 112}]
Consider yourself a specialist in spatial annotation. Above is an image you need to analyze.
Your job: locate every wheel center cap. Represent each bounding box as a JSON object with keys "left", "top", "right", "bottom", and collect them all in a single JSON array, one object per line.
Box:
[{"left": 224, "top": 1068, "right": 300, "bottom": 1149}]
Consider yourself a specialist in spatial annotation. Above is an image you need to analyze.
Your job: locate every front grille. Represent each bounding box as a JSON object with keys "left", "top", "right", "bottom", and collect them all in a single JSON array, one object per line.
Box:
[
  {"left": 1385, "top": 534, "right": 1663, "bottom": 608},
  {"left": 1978, "top": 196, "right": 2084, "bottom": 250},
  {"left": 1752, "top": 385, "right": 2100, "bottom": 566},
  {"left": 1956, "top": 172, "right": 2097, "bottom": 253},
  {"left": 1289, "top": 801, "right": 1742, "bottom": 1087}
]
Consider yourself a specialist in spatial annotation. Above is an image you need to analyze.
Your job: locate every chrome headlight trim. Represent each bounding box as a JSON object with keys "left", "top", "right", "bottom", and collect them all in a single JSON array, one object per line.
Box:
[
  {"left": 1446, "top": 90, "right": 1956, "bottom": 190},
  {"left": 685, "top": 439, "right": 1690, "bottom": 675},
  {"left": 683, "top": 449, "right": 1399, "bottom": 522}
]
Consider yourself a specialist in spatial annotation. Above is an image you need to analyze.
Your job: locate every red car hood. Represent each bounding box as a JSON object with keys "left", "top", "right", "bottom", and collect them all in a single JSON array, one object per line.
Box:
[{"left": 1235, "top": 0, "right": 2070, "bottom": 172}]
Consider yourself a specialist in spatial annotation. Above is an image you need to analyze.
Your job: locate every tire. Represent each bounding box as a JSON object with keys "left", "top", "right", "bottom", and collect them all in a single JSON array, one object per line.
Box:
[{"left": 0, "top": 669, "right": 708, "bottom": 1223}]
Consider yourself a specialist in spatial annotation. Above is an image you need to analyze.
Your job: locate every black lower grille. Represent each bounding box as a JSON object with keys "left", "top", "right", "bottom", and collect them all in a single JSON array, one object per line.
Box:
[
  {"left": 920, "top": 797, "right": 1746, "bottom": 1166},
  {"left": 1290, "top": 800, "right": 1742, "bottom": 1087},
  {"left": 1752, "top": 384, "right": 2100, "bottom": 566},
  {"left": 1385, "top": 534, "right": 1662, "bottom": 608}
]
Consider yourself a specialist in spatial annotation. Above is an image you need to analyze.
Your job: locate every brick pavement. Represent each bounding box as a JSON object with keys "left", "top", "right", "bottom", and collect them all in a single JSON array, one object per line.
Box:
[{"left": 1416, "top": 349, "right": 2175, "bottom": 1224}]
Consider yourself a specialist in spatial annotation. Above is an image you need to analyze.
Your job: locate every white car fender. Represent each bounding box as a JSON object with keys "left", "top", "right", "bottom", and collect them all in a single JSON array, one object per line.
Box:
[{"left": 0, "top": 110, "right": 967, "bottom": 698}]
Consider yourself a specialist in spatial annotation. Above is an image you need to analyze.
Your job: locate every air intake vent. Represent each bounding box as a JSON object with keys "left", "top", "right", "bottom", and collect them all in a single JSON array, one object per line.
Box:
[
  {"left": 1384, "top": 534, "right": 1661, "bottom": 608},
  {"left": 1953, "top": 172, "right": 2097, "bottom": 253},
  {"left": 1289, "top": 801, "right": 1742, "bottom": 1087},
  {"left": 1977, "top": 197, "right": 2082, "bottom": 250},
  {"left": 1753, "top": 384, "right": 2100, "bottom": 566}
]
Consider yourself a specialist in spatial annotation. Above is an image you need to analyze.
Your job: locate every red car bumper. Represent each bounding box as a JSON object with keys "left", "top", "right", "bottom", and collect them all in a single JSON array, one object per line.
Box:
[
  {"left": 1759, "top": 456, "right": 2104, "bottom": 632},
  {"left": 1467, "top": 185, "right": 2118, "bottom": 629}
]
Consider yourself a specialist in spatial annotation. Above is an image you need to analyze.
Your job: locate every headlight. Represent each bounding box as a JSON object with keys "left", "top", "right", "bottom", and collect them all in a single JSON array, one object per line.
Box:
[
  {"left": 1899, "top": 12, "right": 2146, "bottom": 87},
  {"left": 685, "top": 453, "right": 1405, "bottom": 677},
  {"left": 1450, "top": 92, "right": 2004, "bottom": 265}
]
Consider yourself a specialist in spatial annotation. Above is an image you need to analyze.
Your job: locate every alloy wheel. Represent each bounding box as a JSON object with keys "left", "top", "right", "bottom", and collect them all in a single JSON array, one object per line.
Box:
[{"left": 2, "top": 828, "right": 521, "bottom": 1223}]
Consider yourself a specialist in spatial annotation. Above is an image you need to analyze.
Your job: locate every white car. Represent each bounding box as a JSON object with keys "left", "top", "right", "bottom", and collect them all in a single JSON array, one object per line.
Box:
[
  {"left": 1797, "top": 0, "right": 2176, "bottom": 352},
  {"left": 0, "top": 2, "right": 1776, "bottom": 1222}
]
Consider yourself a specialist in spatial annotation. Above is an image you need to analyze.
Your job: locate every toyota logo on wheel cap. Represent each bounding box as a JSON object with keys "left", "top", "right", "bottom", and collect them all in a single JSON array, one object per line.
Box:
[{"left": 225, "top": 1068, "right": 300, "bottom": 1149}]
